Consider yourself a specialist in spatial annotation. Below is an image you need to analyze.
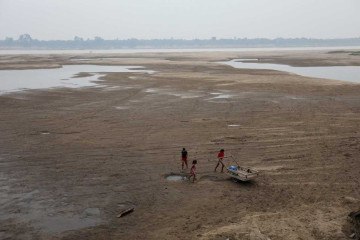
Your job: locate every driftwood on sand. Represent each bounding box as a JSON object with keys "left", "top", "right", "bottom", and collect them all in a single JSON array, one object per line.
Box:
[{"left": 117, "top": 207, "right": 135, "bottom": 218}]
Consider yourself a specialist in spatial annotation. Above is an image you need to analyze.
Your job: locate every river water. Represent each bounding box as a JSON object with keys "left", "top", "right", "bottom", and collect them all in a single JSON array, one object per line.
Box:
[
  {"left": 223, "top": 59, "right": 360, "bottom": 83},
  {"left": 0, "top": 65, "right": 153, "bottom": 95}
]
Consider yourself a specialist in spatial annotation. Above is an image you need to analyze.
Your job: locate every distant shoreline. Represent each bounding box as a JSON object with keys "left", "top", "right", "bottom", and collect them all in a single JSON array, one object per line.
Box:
[
  {"left": 2, "top": 35, "right": 360, "bottom": 53},
  {"left": 1, "top": 46, "right": 360, "bottom": 55}
]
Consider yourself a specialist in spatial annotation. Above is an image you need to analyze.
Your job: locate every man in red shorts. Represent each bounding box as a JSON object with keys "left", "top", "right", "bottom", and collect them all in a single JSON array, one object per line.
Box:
[
  {"left": 214, "top": 149, "right": 225, "bottom": 172},
  {"left": 181, "top": 148, "right": 188, "bottom": 170}
]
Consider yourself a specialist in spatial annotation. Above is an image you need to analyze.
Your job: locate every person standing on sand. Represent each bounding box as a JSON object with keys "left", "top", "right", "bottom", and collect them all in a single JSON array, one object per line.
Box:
[
  {"left": 189, "top": 160, "right": 197, "bottom": 183},
  {"left": 214, "top": 149, "right": 225, "bottom": 173},
  {"left": 181, "top": 148, "right": 188, "bottom": 170}
]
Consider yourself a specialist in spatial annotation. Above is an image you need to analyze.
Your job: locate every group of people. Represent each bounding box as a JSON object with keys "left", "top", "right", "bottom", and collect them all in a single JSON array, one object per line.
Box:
[{"left": 181, "top": 148, "right": 226, "bottom": 183}]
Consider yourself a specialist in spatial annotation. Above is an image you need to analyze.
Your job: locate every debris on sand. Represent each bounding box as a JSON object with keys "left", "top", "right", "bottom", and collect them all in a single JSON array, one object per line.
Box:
[
  {"left": 117, "top": 207, "right": 134, "bottom": 218},
  {"left": 344, "top": 197, "right": 359, "bottom": 204},
  {"left": 349, "top": 210, "right": 360, "bottom": 240},
  {"left": 249, "top": 228, "right": 271, "bottom": 240},
  {"left": 117, "top": 202, "right": 135, "bottom": 218}
]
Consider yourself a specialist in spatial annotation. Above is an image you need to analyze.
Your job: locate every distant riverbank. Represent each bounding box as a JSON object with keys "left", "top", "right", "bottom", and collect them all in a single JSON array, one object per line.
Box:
[{"left": 2, "top": 46, "right": 360, "bottom": 55}]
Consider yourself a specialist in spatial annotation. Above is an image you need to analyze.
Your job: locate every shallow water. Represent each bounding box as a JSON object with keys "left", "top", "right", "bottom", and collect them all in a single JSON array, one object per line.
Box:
[
  {"left": 166, "top": 175, "right": 186, "bottom": 181},
  {"left": 115, "top": 106, "right": 130, "bottom": 110},
  {"left": 223, "top": 59, "right": 360, "bottom": 83},
  {"left": 0, "top": 65, "right": 153, "bottom": 94},
  {"left": 212, "top": 94, "right": 233, "bottom": 99},
  {"left": 35, "top": 215, "right": 101, "bottom": 234},
  {"left": 144, "top": 88, "right": 203, "bottom": 99}
]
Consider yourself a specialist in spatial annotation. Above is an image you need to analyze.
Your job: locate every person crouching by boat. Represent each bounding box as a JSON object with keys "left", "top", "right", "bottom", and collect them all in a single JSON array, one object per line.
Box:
[
  {"left": 181, "top": 148, "right": 188, "bottom": 170},
  {"left": 189, "top": 160, "right": 197, "bottom": 183},
  {"left": 214, "top": 149, "right": 225, "bottom": 173}
]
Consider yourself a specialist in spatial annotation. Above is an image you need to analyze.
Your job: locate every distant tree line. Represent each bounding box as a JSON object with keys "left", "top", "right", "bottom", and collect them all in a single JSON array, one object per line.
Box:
[{"left": 1, "top": 34, "right": 360, "bottom": 49}]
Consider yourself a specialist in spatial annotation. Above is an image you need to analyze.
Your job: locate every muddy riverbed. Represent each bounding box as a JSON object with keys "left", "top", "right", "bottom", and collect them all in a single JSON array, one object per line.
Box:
[{"left": 0, "top": 50, "right": 360, "bottom": 239}]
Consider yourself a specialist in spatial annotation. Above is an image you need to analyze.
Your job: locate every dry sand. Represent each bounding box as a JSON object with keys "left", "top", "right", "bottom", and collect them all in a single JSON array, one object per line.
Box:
[{"left": 0, "top": 50, "right": 360, "bottom": 240}]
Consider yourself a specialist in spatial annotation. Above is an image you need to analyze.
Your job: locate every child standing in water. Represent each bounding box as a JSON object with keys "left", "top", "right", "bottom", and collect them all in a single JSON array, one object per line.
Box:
[{"left": 189, "top": 160, "right": 197, "bottom": 183}]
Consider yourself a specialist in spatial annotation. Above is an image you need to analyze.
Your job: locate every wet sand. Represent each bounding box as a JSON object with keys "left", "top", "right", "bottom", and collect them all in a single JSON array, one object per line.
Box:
[{"left": 0, "top": 51, "right": 360, "bottom": 239}]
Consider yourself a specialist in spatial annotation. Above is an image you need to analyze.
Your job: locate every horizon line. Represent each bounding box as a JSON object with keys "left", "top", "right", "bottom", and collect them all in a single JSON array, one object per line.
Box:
[{"left": 2, "top": 35, "right": 360, "bottom": 41}]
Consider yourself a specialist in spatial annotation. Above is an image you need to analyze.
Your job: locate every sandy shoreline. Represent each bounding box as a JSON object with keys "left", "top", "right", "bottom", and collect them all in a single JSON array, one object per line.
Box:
[
  {"left": 0, "top": 51, "right": 359, "bottom": 239},
  {"left": 1, "top": 49, "right": 360, "bottom": 70}
]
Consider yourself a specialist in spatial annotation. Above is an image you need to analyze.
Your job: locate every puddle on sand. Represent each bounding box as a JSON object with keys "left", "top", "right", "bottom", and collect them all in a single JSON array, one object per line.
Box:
[
  {"left": 70, "top": 57, "right": 125, "bottom": 62},
  {"left": 34, "top": 215, "right": 101, "bottom": 234},
  {"left": 213, "top": 94, "right": 233, "bottom": 99},
  {"left": 144, "top": 88, "right": 160, "bottom": 93},
  {"left": 168, "top": 92, "right": 202, "bottom": 99},
  {"left": 103, "top": 85, "right": 134, "bottom": 91},
  {"left": 166, "top": 175, "right": 187, "bottom": 181},
  {"left": 144, "top": 88, "right": 202, "bottom": 99},
  {"left": 208, "top": 92, "right": 235, "bottom": 100},
  {"left": 286, "top": 96, "right": 306, "bottom": 100},
  {"left": 216, "top": 83, "right": 238, "bottom": 86},
  {"left": 114, "top": 106, "right": 130, "bottom": 110}
]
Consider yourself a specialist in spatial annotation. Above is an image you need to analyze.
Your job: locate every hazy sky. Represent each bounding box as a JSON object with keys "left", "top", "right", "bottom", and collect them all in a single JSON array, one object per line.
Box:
[{"left": 1, "top": 0, "right": 360, "bottom": 40}]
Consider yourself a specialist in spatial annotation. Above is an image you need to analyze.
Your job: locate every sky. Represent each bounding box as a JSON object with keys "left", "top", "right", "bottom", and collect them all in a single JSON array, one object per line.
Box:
[{"left": 0, "top": 0, "right": 360, "bottom": 40}]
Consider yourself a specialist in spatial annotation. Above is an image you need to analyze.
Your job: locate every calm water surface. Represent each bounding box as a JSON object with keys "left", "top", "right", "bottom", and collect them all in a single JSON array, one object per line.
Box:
[
  {"left": 223, "top": 59, "right": 360, "bottom": 83},
  {"left": 0, "top": 65, "right": 153, "bottom": 95}
]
